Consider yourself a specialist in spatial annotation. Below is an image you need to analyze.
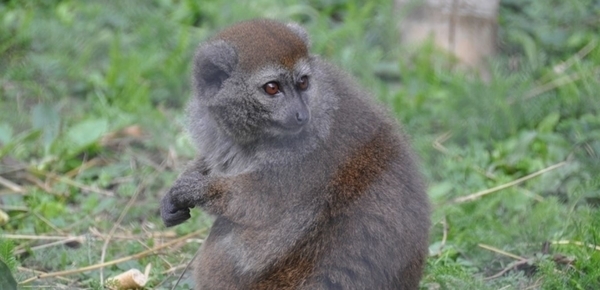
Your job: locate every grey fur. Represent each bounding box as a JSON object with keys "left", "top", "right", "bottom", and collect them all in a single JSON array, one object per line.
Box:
[{"left": 160, "top": 19, "right": 430, "bottom": 290}]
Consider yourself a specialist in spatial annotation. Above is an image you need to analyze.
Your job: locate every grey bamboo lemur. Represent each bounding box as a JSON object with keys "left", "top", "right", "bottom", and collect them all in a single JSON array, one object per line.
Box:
[{"left": 160, "top": 19, "right": 430, "bottom": 289}]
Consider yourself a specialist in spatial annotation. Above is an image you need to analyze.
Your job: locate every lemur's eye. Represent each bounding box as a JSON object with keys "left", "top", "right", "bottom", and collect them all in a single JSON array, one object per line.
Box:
[
  {"left": 297, "top": 76, "right": 309, "bottom": 91},
  {"left": 263, "top": 82, "right": 280, "bottom": 96}
]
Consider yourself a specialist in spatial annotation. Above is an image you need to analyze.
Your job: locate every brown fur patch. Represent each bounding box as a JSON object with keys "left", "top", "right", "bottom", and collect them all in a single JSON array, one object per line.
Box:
[
  {"left": 248, "top": 125, "right": 398, "bottom": 288},
  {"left": 215, "top": 19, "right": 308, "bottom": 71},
  {"left": 250, "top": 239, "right": 320, "bottom": 290},
  {"left": 326, "top": 124, "right": 398, "bottom": 214},
  {"left": 205, "top": 179, "right": 229, "bottom": 215}
]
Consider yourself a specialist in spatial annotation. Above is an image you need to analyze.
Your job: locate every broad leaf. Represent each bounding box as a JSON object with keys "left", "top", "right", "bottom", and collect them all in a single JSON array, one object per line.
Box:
[{"left": 0, "top": 259, "right": 17, "bottom": 290}]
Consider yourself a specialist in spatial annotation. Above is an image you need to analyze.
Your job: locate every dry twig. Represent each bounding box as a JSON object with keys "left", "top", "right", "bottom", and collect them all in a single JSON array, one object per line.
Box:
[
  {"left": 29, "top": 168, "right": 114, "bottom": 196},
  {"left": 552, "top": 240, "right": 600, "bottom": 251},
  {"left": 478, "top": 243, "right": 527, "bottom": 261},
  {"left": 453, "top": 161, "right": 567, "bottom": 203},
  {"left": 18, "top": 267, "right": 75, "bottom": 283},
  {"left": 478, "top": 243, "right": 530, "bottom": 281},
  {"left": 14, "top": 237, "right": 86, "bottom": 255},
  {"left": 483, "top": 259, "right": 532, "bottom": 280},
  {"left": 99, "top": 165, "right": 164, "bottom": 285},
  {"left": 0, "top": 175, "right": 24, "bottom": 193},
  {"left": 19, "top": 229, "right": 205, "bottom": 284}
]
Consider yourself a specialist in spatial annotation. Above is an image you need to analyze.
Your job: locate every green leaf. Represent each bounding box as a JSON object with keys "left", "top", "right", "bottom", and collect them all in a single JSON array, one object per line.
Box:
[
  {"left": 0, "top": 240, "right": 16, "bottom": 271},
  {"left": 537, "top": 112, "right": 560, "bottom": 133},
  {"left": 429, "top": 182, "right": 454, "bottom": 201},
  {"left": 66, "top": 118, "right": 109, "bottom": 151},
  {"left": 509, "top": 30, "right": 539, "bottom": 67},
  {"left": 31, "top": 103, "right": 61, "bottom": 152},
  {"left": 0, "top": 129, "right": 42, "bottom": 159},
  {"left": 0, "top": 259, "right": 17, "bottom": 290},
  {"left": 0, "top": 123, "right": 13, "bottom": 144}
]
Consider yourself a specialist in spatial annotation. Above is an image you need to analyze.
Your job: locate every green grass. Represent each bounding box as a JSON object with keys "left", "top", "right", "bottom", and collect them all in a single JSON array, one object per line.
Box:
[{"left": 1, "top": 0, "right": 599, "bottom": 289}]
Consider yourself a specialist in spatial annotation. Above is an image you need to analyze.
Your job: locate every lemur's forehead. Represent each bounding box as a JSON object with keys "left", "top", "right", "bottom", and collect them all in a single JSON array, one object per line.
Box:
[{"left": 215, "top": 19, "right": 309, "bottom": 71}]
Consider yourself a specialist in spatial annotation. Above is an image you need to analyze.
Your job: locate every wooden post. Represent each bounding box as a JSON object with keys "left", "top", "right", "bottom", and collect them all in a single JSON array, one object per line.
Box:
[{"left": 395, "top": 0, "right": 499, "bottom": 70}]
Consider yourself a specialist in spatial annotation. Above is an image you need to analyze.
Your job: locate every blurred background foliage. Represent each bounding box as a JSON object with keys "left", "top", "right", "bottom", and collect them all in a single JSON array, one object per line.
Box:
[{"left": 0, "top": 0, "right": 599, "bottom": 288}]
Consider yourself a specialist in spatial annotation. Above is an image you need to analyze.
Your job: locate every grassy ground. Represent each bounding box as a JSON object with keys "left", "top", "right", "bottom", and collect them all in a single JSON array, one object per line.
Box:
[{"left": 1, "top": 0, "right": 599, "bottom": 289}]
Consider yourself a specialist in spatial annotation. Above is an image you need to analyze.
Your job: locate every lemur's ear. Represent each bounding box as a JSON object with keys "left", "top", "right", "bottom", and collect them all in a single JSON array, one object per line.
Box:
[
  {"left": 286, "top": 22, "right": 311, "bottom": 49},
  {"left": 193, "top": 40, "right": 238, "bottom": 97}
]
